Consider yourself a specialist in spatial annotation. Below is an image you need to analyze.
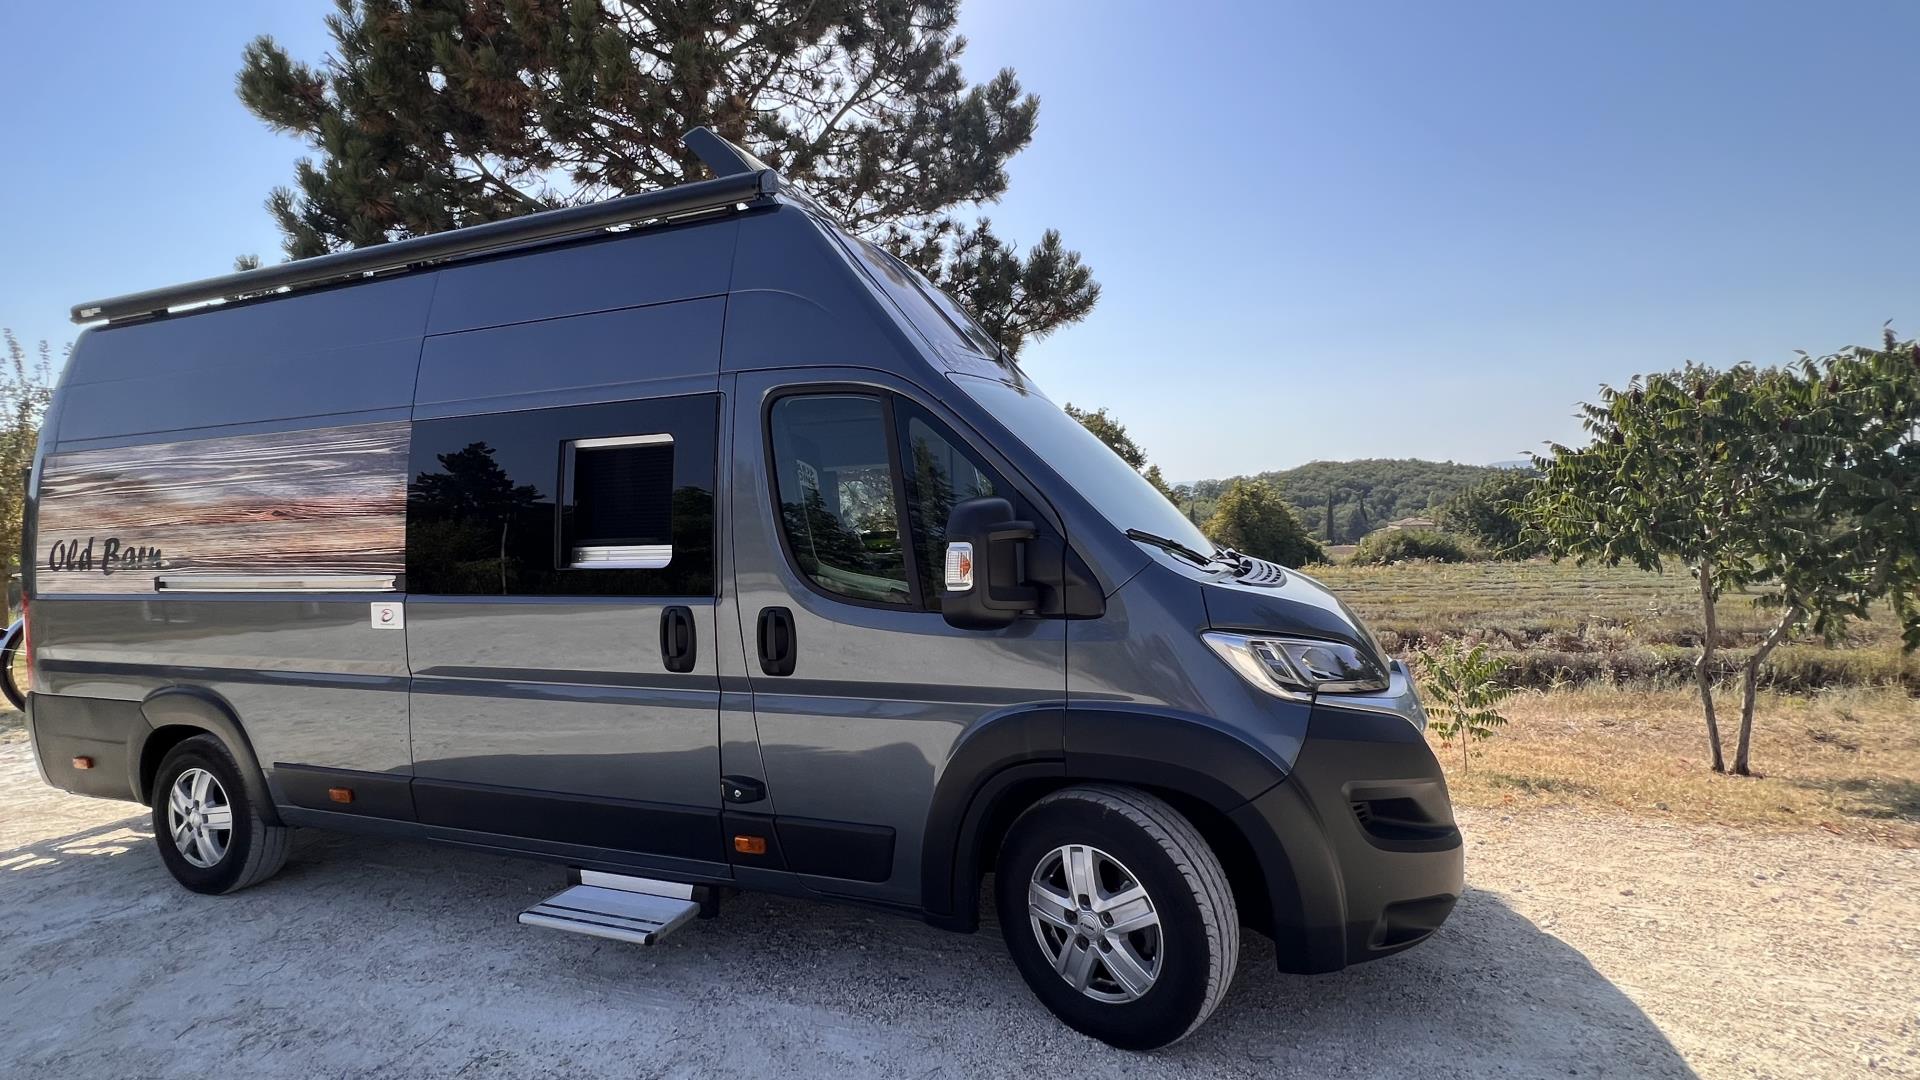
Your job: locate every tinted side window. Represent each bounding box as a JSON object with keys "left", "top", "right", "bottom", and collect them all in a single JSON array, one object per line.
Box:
[
  {"left": 899, "top": 403, "right": 1006, "bottom": 609},
  {"left": 768, "top": 395, "right": 913, "bottom": 606},
  {"left": 407, "top": 395, "right": 717, "bottom": 596}
]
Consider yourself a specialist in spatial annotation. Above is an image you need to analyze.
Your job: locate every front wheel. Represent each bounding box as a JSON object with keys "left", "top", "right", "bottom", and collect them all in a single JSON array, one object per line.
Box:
[
  {"left": 151, "top": 734, "right": 291, "bottom": 894},
  {"left": 995, "top": 785, "right": 1239, "bottom": 1050}
]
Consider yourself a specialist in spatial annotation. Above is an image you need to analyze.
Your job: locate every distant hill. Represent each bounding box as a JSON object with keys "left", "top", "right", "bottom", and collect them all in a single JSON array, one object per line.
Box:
[{"left": 1175, "top": 458, "right": 1504, "bottom": 543}]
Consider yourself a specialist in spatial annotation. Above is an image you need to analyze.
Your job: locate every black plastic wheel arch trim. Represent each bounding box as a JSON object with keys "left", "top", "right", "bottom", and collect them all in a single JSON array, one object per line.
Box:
[
  {"left": 918, "top": 705, "right": 1292, "bottom": 929},
  {"left": 138, "top": 686, "right": 285, "bottom": 826}
]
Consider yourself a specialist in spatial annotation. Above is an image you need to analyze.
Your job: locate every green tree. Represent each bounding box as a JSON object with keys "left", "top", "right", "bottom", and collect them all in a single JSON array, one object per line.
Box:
[
  {"left": 0, "top": 331, "right": 55, "bottom": 617},
  {"left": 1189, "top": 459, "right": 1502, "bottom": 543},
  {"left": 1349, "top": 527, "right": 1474, "bottom": 566},
  {"left": 1064, "top": 403, "right": 1175, "bottom": 500},
  {"left": 1202, "top": 479, "right": 1324, "bottom": 567},
  {"left": 1415, "top": 641, "right": 1515, "bottom": 772},
  {"left": 1529, "top": 339, "right": 1920, "bottom": 775},
  {"left": 236, "top": 0, "right": 1097, "bottom": 357},
  {"left": 1438, "top": 470, "right": 1541, "bottom": 558}
]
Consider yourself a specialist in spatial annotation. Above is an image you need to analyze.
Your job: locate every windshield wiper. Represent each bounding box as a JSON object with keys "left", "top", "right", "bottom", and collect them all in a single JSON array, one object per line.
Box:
[{"left": 1125, "top": 528, "right": 1235, "bottom": 570}]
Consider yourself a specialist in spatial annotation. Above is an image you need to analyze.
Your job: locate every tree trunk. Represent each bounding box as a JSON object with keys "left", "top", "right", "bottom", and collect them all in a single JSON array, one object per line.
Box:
[
  {"left": 1733, "top": 605, "right": 1801, "bottom": 776},
  {"left": 1694, "top": 564, "right": 1726, "bottom": 772}
]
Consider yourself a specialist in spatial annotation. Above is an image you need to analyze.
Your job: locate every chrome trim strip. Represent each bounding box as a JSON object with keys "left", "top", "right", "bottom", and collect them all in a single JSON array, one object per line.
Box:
[
  {"left": 1319, "top": 661, "right": 1429, "bottom": 728},
  {"left": 572, "top": 433, "right": 673, "bottom": 450},
  {"left": 569, "top": 544, "right": 672, "bottom": 569},
  {"left": 153, "top": 574, "right": 398, "bottom": 593}
]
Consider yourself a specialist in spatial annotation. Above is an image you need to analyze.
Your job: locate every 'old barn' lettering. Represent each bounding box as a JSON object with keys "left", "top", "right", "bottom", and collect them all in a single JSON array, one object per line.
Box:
[{"left": 47, "top": 537, "right": 164, "bottom": 575}]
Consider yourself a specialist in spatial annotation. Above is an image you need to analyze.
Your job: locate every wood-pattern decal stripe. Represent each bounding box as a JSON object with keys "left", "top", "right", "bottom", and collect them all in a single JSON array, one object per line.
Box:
[{"left": 36, "top": 421, "right": 408, "bottom": 594}]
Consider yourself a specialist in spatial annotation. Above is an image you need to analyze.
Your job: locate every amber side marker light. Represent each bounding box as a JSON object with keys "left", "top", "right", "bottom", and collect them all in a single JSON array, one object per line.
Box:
[
  {"left": 71, "top": 756, "right": 94, "bottom": 770},
  {"left": 327, "top": 787, "right": 354, "bottom": 804},
  {"left": 733, "top": 835, "right": 767, "bottom": 855}
]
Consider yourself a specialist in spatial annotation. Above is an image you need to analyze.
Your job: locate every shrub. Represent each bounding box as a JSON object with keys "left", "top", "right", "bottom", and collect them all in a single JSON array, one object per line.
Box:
[
  {"left": 1203, "top": 478, "right": 1325, "bottom": 567},
  {"left": 1349, "top": 528, "right": 1474, "bottom": 566},
  {"left": 1415, "top": 641, "right": 1516, "bottom": 771}
]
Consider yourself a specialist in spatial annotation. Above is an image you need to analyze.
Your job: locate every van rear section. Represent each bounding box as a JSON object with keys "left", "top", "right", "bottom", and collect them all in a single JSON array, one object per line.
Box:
[{"left": 26, "top": 128, "right": 1460, "bottom": 1051}]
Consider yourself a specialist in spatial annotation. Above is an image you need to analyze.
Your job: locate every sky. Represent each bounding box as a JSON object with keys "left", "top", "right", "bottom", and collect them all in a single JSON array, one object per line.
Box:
[{"left": 4, "top": 1, "right": 1919, "bottom": 481}]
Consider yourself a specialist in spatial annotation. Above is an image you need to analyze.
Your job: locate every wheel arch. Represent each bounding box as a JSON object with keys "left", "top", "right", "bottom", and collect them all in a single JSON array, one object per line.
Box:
[
  {"left": 921, "top": 706, "right": 1299, "bottom": 938},
  {"left": 136, "top": 686, "right": 283, "bottom": 826}
]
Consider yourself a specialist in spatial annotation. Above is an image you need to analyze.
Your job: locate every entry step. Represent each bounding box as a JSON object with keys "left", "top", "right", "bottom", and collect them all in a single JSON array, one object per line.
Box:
[{"left": 518, "top": 883, "right": 701, "bottom": 946}]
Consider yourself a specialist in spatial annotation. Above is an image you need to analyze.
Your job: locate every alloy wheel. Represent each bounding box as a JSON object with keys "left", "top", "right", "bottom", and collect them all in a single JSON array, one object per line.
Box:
[
  {"left": 166, "top": 767, "right": 234, "bottom": 869},
  {"left": 1027, "top": 843, "right": 1164, "bottom": 1003}
]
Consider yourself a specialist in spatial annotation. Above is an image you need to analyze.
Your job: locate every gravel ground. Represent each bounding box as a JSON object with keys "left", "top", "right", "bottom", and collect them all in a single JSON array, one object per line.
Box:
[{"left": 1, "top": 737, "right": 1915, "bottom": 1079}]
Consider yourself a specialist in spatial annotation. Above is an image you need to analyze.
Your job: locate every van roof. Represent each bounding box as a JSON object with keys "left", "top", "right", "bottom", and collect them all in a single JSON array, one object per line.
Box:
[{"left": 70, "top": 129, "right": 781, "bottom": 326}]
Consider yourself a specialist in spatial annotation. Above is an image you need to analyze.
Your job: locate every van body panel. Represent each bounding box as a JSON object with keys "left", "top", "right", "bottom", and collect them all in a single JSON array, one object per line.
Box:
[
  {"left": 54, "top": 338, "right": 424, "bottom": 444},
  {"left": 721, "top": 206, "right": 925, "bottom": 373},
  {"left": 1068, "top": 564, "right": 1312, "bottom": 772},
  {"left": 414, "top": 298, "right": 725, "bottom": 412},
  {"left": 30, "top": 596, "right": 412, "bottom": 775},
  {"left": 52, "top": 274, "right": 431, "bottom": 443},
  {"left": 406, "top": 597, "right": 720, "bottom": 810},
  {"left": 423, "top": 217, "right": 739, "bottom": 336}
]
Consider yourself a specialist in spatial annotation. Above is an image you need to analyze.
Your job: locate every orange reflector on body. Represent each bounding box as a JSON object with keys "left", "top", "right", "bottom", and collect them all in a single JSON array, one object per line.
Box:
[
  {"left": 71, "top": 756, "right": 93, "bottom": 770},
  {"left": 328, "top": 787, "right": 354, "bottom": 804},
  {"left": 733, "top": 834, "right": 767, "bottom": 855}
]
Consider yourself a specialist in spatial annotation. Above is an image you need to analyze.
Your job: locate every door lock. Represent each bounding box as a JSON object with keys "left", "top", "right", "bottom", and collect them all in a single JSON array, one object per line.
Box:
[{"left": 721, "top": 775, "right": 767, "bottom": 804}]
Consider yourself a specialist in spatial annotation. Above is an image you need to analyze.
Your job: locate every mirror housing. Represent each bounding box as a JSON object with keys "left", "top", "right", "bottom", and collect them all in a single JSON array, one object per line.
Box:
[{"left": 939, "top": 496, "right": 1039, "bottom": 630}]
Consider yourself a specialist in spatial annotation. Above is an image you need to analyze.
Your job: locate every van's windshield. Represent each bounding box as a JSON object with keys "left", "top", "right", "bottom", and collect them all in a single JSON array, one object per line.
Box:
[{"left": 952, "top": 374, "right": 1222, "bottom": 562}]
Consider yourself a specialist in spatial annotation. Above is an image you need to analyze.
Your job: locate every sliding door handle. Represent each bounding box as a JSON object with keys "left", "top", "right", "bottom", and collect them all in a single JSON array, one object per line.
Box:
[
  {"left": 756, "top": 606, "right": 796, "bottom": 677},
  {"left": 660, "top": 605, "right": 697, "bottom": 673}
]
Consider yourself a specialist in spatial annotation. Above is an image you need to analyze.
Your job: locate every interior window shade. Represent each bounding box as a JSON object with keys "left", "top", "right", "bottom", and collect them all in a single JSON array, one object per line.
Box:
[{"left": 574, "top": 441, "right": 673, "bottom": 546}]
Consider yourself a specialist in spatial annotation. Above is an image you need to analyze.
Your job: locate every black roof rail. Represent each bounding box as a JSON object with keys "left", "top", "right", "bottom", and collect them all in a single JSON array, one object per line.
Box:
[{"left": 72, "top": 142, "right": 779, "bottom": 325}]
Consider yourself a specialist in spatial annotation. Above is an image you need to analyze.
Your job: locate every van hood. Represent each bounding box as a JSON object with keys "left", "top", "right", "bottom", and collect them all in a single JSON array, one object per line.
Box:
[{"left": 1196, "top": 565, "right": 1388, "bottom": 670}]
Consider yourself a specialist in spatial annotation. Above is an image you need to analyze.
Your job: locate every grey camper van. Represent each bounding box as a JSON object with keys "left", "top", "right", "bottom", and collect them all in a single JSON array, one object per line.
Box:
[{"left": 23, "top": 130, "right": 1462, "bottom": 1049}]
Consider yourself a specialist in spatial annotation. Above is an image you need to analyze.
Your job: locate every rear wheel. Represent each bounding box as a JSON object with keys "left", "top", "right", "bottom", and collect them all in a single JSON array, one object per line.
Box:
[
  {"left": 151, "top": 735, "right": 290, "bottom": 894},
  {"left": 995, "top": 784, "right": 1239, "bottom": 1050}
]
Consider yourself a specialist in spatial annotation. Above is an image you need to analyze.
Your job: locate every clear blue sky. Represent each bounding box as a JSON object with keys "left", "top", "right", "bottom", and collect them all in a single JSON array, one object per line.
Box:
[{"left": 5, "top": 1, "right": 1917, "bottom": 481}]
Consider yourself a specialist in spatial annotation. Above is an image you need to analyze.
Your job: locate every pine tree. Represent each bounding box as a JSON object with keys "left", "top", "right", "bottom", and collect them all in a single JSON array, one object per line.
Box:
[{"left": 236, "top": 0, "right": 1098, "bottom": 356}]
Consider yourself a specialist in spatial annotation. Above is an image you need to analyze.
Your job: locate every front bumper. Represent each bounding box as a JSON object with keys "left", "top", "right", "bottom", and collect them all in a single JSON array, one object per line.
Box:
[{"left": 1231, "top": 697, "right": 1463, "bottom": 973}]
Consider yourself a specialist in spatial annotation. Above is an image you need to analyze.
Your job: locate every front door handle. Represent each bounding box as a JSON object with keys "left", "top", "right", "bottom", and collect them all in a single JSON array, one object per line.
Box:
[
  {"left": 756, "top": 606, "right": 796, "bottom": 677},
  {"left": 660, "top": 605, "right": 697, "bottom": 674}
]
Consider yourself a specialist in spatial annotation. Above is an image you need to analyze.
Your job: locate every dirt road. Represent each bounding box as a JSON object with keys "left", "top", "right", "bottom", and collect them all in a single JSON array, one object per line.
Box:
[{"left": 1, "top": 737, "right": 1914, "bottom": 1078}]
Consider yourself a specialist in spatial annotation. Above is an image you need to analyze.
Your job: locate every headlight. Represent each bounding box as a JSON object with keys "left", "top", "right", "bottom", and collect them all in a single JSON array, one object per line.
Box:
[{"left": 1202, "top": 631, "right": 1390, "bottom": 700}]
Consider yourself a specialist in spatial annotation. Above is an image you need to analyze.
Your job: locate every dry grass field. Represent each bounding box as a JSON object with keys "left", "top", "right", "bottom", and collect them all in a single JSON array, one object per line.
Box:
[
  {"left": 1308, "top": 561, "right": 1920, "bottom": 844},
  {"left": 1312, "top": 560, "right": 1919, "bottom": 691},
  {"left": 1441, "top": 684, "right": 1920, "bottom": 844}
]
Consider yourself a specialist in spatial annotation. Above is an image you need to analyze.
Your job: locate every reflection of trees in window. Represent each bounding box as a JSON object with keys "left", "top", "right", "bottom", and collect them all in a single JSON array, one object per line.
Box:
[
  {"left": 407, "top": 438, "right": 714, "bottom": 596},
  {"left": 408, "top": 442, "right": 543, "bottom": 594},
  {"left": 781, "top": 485, "right": 909, "bottom": 604},
  {"left": 834, "top": 467, "right": 897, "bottom": 539},
  {"left": 905, "top": 430, "right": 994, "bottom": 604}
]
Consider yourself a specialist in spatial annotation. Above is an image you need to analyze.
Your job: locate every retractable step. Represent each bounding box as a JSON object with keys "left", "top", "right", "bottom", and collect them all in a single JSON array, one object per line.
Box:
[{"left": 518, "top": 871, "right": 704, "bottom": 946}]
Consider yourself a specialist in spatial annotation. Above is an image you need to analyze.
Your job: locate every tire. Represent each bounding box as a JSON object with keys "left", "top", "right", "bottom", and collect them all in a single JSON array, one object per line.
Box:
[
  {"left": 995, "top": 784, "right": 1239, "bottom": 1050},
  {"left": 150, "top": 734, "right": 291, "bottom": 894},
  {"left": 0, "top": 619, "right": 24, "bottom": 711}
]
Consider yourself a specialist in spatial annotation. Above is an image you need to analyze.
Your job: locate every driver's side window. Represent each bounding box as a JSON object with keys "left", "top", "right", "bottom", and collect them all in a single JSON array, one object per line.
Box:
[
  {"left": 767, "top": 392, "right": 1019, "bottom": 611},
  {"left": 768, "top": 394, "right": 913, "bottom": 606}
]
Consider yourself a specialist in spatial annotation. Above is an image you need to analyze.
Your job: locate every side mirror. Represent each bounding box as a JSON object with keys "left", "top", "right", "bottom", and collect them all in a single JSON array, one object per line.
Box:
[{"left": 939, "top": 496, "right": 1038, "bottom": 630}]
